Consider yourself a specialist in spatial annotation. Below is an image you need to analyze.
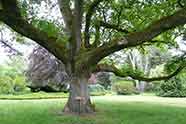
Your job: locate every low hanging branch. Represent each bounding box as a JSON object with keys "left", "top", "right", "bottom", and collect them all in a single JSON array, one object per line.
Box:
[{"left": 95, "top": 62, "right": 185, "bottom": 82}]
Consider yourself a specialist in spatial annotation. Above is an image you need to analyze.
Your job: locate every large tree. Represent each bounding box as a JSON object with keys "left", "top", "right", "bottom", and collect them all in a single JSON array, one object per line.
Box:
[{"left": 0, "top": 0, "right": 186, "bottom": 114}]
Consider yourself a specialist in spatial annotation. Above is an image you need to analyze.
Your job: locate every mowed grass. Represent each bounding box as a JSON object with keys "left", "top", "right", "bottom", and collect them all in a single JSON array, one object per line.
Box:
[
  {"left": 0, "top": 92, "right": 68, "bottom": 100},
  {"left": 0, "top": 95, "right": 186, "bottom": 124}
]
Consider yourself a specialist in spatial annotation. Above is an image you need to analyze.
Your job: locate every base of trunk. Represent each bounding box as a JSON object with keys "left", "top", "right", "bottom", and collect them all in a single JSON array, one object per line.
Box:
[
  {"left": 63, "top": 76, "right": 95, "bottom": 114},
  {"left": 63, "top": 99, "right": 95, "bottom": 114}
]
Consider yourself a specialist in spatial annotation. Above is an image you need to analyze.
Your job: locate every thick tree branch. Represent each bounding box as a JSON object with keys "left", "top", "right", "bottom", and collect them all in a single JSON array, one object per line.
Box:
[
  {"left": 84, "top": 0, "right": 105, "bottom": 48},
  {"left": 72, "top": 0, "right": 83, "bottom": 52},
  {"left": 91, "top": 20, "right": 130, "bottom": 47},
  {"left": 99, "top": 21, "right": 130, "bottom": 33},
  {"left": 0, "top": 0, "right": 68, "bottom": 64},
  {"left": 86, "top": 8, "right": 186, "bottom": 65},
  {"left": 58, "top": 0, "right": 72, "bottom": 32},
  {"left": 92, "top": 24, "right": 101, "bottom": 47},
  {"left": 95, "top": 63, "right": 185, "bottom": 82}
]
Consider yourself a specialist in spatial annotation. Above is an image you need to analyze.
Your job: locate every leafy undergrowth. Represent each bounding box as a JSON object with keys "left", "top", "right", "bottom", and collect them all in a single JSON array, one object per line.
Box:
[{"left": 0, "top": 96, "right": 186, "bottom": 124}]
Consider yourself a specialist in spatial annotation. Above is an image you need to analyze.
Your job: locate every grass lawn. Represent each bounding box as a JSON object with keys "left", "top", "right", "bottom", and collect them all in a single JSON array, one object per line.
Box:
[
  {"left": 0, "top": 92, "right": 68, "bottom": 100},
  {"left": 0, "top": 95, "right": 186, "bottom": 124}
]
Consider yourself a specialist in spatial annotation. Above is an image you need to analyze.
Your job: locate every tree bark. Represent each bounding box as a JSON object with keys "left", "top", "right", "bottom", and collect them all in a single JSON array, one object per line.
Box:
[
  {"left": 136, "top": 81, "right": 146, "bottom": 92},
  {"left": 63, "top": 76, "right": 95, "bottom": 114}
]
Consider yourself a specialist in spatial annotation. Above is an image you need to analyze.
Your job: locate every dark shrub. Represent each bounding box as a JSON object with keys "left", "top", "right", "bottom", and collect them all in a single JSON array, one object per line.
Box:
[
  {"left": 96, "top": 72, "right": 111, "bottom": 90},
  {"left": 156, "top": 77, "right": 186, "bottom": 97}
]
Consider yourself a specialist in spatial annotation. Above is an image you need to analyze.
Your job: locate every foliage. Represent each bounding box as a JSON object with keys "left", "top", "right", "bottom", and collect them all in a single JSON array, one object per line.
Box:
[
  {"left": 150, "top": 64, "right": 166, "bottom": 78},
  {"left": 113, "top": 80, "right": 139, "bottom": 95},
  {"left": 31, "top": 19, "right": 63, "bottom": 38},
  {"left": 156, "top": 76, "right": 186, "bottom": 97},
  {"left": 0, "top": 56, "right": 29, "bottom": 94},
  {"left": 155, "top": 56, "right": 186, "bottom": 97},
  {"left": 91, "top": 0, "right": 181, "bottom": 46},
  {"left": 164, "top": 55, "right": 185, "bottom": 73},
  {"left": 120, "top": 64, "right": 145, "bottom": 78}
]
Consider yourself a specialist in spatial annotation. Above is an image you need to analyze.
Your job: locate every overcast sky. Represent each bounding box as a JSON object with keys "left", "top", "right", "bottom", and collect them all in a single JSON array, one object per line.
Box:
[{"left": 0, "top": 25, "right": 35, "bottom": 64}]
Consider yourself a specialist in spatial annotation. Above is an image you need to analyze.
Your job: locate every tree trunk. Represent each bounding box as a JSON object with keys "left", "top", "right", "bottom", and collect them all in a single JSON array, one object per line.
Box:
[
  {"left": 63, "top": 76, "right": 95, "bottom": 114},
  {"left": 135, "top": 80, "right": 147, "bottom": 92}
]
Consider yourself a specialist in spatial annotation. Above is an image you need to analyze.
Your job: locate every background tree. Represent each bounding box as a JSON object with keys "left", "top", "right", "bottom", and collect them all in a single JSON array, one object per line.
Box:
[
  {"left": 0, "top": 0, "right": 186, "bottom": 114},
  {"left": 27, "top": 46, "right": 69, "bottom": 92},
  {"left": 125, "top": 47, "right": 171, "bottom": 92}
]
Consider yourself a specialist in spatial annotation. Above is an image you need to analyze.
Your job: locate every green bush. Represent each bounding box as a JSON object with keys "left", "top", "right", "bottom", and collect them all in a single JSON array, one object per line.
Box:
[
  {"left": 0, "top": 75, "right": 29, "bottom": 95},
  {"left": 88, "top": 84, "right": 107, "bottom": 96},
  {"left": 13, "top": 75, "right": 27, "bottom": 92},
  {"left": 0, "top": 76, "right": 14, "bottom": 94},
  {"left": 0, "top": 57, "right": 30, "bottom": 95},
  {"left": 156, "top": 77, "right": 186, "bottom": 97},
  {"left": 113, "top": 80, "right": 139, "bottom": 95}
]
